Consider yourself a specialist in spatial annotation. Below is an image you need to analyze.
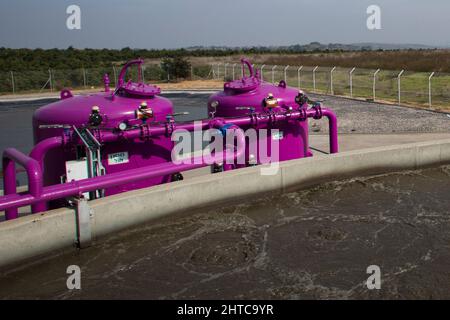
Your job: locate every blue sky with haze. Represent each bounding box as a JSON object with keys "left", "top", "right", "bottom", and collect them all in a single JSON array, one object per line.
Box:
[{"left": 0, "top": 0, "right": 448, "bottom": 49}]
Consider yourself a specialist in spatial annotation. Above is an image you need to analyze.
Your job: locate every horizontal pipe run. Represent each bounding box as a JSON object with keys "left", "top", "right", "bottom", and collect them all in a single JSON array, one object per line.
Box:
[
  {"left": 2, "top": 107, "right": 338, "bottom": 217},
  {"left": 95, "top": 108, "right": 336, "bottom": 143},
  {"left": 0, "top": 126, "right": 246, "bottom": 213}
]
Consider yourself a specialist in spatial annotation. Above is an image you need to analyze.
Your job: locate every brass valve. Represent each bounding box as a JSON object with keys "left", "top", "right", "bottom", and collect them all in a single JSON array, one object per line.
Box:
[
  {"left": 264, "top": 93, "right": 279, "bottom": 108},
  {"left": 136, "top": 101, "right": 154, "bottom": 122}
]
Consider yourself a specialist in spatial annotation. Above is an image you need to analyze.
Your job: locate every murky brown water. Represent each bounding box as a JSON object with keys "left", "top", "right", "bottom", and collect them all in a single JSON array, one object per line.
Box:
[{"left": 0, "top": 165, "right": 450, "bottom": 299}]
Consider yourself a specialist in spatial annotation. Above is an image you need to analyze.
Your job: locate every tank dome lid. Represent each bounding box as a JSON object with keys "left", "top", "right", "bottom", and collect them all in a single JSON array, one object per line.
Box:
[
  {"left": 121, "top": 81, "right": 161, "bottom": 97},
  {"left": 224, "top": 59, "right": 260, "bottom": 93}
]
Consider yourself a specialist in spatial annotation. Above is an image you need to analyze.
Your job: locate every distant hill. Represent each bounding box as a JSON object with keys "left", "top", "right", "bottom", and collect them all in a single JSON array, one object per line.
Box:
[
  {"left": 186, "top": 42, "right": 445, "bottom": 52},
  {"left": 351, "top": 43, "right": 440, "bottom": 50}
]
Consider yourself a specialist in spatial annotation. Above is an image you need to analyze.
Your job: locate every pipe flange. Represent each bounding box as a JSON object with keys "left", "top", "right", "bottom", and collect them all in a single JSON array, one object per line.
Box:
[
  {"left": 312, "top": 104, "right": 323, "bottom": 119},
  {"left": 298, "top": 108, "right": 307, "bottom": 121},
  {"left": 140, "top": 124, "right": 151, "bottom": 141}
]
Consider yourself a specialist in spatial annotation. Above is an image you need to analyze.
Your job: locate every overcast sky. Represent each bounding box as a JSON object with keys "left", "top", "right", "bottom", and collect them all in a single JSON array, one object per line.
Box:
[{"left": 0, "top": 0, "right": 449, "bottom": 49}]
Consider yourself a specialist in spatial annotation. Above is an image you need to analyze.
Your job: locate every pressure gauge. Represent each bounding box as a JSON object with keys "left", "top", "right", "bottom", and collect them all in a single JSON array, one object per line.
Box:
[{"left": 118, "top": 122, "right": 127, "bottom": 131}]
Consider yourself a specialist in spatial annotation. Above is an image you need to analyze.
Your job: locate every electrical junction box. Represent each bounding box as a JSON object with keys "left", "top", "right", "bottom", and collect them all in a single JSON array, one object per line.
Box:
[{"left": 65, "top": 158, "right": 90, "bottom": 199}]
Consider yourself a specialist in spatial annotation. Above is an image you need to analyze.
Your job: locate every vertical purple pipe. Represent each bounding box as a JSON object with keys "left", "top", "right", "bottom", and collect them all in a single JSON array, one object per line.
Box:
[
  {"left": 2, "top": 148, "right": 44, "bottom": 219},
  {"left": 297, "top": 120, "right": 308, "bottom": 157},
  {"left": 322, "top": 109, "right": 339, "bottom": 154},
  {"left": 2, "top": 157, "right": 18, "bottom": 220},
  {"left": 305, "top": 108, "right": 338, "bottom": 154},
  {"left": 29, "top": 137, "right": 63, "bottom": 213},
  {"left": 30, "top": 137, "right": 64, "bottom": 170}
]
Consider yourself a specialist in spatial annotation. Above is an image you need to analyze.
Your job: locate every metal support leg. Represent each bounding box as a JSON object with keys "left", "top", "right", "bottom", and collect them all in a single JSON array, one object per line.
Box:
[{"left": 74, "top": 197, "right": 93, "bottom": 249}]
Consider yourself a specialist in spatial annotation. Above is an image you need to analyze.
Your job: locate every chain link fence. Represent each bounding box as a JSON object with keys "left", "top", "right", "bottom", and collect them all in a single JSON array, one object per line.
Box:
[
  {"left": 214, "top": 63, "right": 450, "bottom": 110},
  {"left": 1, "top": 62, "right": 449, "bottom": 110},
  {"left": 0, "top": 63, "right": 216, "bottom": 96}
]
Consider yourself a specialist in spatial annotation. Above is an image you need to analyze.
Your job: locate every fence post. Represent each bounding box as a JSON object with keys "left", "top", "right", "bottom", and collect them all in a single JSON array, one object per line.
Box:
[
  {"left": 271, "top": 65, "right": 277, "bottom": 83},
  {"left": 349, "top": 67, "right": 356, "bottom": 97},
  {"left": 224, "top": 63, "right": 229, "bottom": 79},
  {"left": 428, "top": 72, "right": 435, "bottom": 108},
  {"left": 373, "top": 69, "right": 380, "bottom": 101},
  {"left": 10, "top": 71, "right": 15, "bottom": 95},
  {"left": 330, "top": 66, "right": 336, "bottom": 95},
  {"left": 313, "top": 66, "right": 318, "bottom": 93},
  {"left": 232, "top": 63, "right": 237, "bottom": 80},
  {"left": 217, "top": 63, "right": 221, "bottom": 79},
  {"left": 52, "top": 69, "right": 56, "bottom": 91},
  {"left": 397, "top": 70, "right": 404, "bottom": 105},
  {"left": 260, "top": 65, "right": 266, "bottom": 82},
  {"left": 82, "top": 68, "right": 87, "bottom": 89},
  {"left": 48, "top": 69, "right": 53, "bottom": 92},
  {"left": 284, "top": 65, "right": 290, "bottom": 83},
  {"left": 191, "top": 65, "right": 193, "bottom": 80},
  {"left": 297, "top": 66, "right": 303, "bottom": 89}
]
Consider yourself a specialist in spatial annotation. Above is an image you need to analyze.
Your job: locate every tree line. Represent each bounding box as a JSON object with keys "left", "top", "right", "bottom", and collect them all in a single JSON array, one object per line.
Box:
[{"left": 0, "top": 47, "right": 275, "bottom": 72}]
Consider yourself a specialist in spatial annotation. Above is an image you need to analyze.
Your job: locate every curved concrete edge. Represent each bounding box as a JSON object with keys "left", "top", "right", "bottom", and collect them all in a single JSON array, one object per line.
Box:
[{"left": 1, "top": 139, "right": 450, "bottom": 270}]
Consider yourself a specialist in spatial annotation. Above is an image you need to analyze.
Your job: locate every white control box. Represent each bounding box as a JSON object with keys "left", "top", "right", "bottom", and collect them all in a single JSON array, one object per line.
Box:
[{"left": 65, "top": 158, "right": 90, "bottom": 199}]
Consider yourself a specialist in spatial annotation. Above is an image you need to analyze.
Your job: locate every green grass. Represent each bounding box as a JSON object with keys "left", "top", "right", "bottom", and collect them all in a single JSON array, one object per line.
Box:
[
  {"left": 2, "top": 63, "right": 449, "bottom": 112},
  {"left": 254, "top": 65, "right": 449, "bottom": 110}
]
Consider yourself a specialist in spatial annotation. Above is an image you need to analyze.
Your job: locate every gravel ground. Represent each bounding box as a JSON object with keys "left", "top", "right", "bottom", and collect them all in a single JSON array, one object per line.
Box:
[{"left": 307, "top": 94, "right": 450, "bottom": 134}]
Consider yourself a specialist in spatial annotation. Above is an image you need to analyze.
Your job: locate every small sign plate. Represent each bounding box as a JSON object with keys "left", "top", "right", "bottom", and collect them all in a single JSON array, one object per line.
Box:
[{"left": 108, "top": 152, "right": 129, "bottom": 165}]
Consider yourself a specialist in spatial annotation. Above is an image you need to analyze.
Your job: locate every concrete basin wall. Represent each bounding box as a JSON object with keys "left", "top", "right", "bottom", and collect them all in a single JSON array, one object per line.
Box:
[{"left": 1, "top": 139, "right": 450, "bottom": 269}]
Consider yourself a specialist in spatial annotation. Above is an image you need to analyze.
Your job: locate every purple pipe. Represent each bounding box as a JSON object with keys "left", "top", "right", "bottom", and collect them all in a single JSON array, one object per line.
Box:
[
  {"left": 320, "top": 109, "right": 339, "bottom": 154},
  {"left": 2, "top": 148, "right": 44, "bottom": 219},
  {"left": 45, "top": 107, "right": 337, "bottom": 165},
  {"left": 28, "top": 136, "right": 64, "bottom": 213},
  {"left": 116, "top": 59, "right": 144, "bottom": 89},
  {"left": 94, "top": 122, "right": 211, "bottom": 144},
  {"left": 1, "top": 107, "right": 338, "bottom": 218},
  {"left": 0, "top": 127, "right": 246, "bottom": 213},
  {"left": 95, "top": 107, "right": 338, "bottom": 154},
  {"left": 29, "top": 136, "right": 64, "bottom": 169}
]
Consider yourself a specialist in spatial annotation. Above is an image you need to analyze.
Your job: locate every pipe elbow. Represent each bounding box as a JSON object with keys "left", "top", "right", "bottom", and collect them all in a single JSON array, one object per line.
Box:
[
  {"left": 321, "top": 108, "right": 337, "bottom": 121},
  {"left": 30, "top": 136, "right": 64, "bottom": 161}
]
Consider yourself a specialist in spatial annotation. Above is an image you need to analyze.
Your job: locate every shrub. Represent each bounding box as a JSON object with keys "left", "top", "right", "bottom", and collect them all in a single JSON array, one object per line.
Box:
[{"left": 160, "top": 57, "right": 191, "bottom": 81}]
